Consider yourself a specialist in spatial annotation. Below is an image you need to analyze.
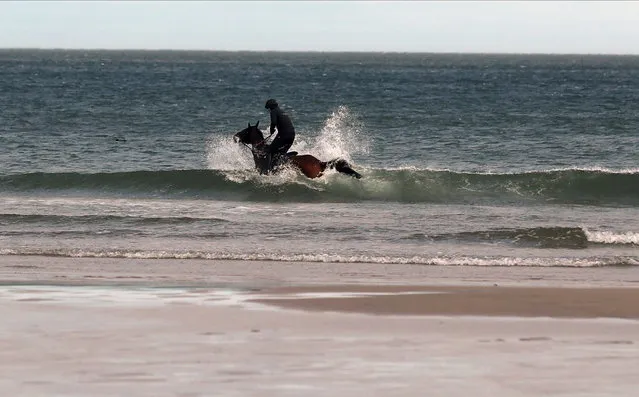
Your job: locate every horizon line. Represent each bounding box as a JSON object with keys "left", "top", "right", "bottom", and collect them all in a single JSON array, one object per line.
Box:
[{"left": 1, "top": 47, "right": 638, "bottom": 57}]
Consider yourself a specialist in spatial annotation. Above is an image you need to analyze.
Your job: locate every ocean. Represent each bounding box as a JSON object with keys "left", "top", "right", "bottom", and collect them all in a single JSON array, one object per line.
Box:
[{"left": 1, "top": 49, "right": 637, "bottom": 269}]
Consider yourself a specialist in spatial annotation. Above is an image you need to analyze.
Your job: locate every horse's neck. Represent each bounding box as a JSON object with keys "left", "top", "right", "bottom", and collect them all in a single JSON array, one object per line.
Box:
[
  {"left": 252, "top": 141, "right": 267, "bottom": 153},
  {"left": 251, "top": 131, "right": 267, "bottom": 150}
]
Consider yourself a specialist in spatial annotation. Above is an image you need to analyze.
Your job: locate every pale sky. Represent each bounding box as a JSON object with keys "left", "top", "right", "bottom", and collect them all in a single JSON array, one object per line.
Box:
[{"left": 1, "top": 1, "right": 638, "bottom": 54}]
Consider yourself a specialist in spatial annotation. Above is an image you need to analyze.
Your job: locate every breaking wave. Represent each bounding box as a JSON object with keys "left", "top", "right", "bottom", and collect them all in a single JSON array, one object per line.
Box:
[
  {"left": 0, "top": 167, "right": 637, "bottom": 206},
  {"left": 0, "top": 247, "right": 636, "bottom": 267}
]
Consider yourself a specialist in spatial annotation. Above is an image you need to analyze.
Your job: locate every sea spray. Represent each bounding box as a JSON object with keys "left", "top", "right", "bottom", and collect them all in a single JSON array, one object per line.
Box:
[
  {"left": 205, "top": 133, "right": 254, "bottom": 171},
  {"left": 303, "top": 105, "right": 370, "bottom": 163}
]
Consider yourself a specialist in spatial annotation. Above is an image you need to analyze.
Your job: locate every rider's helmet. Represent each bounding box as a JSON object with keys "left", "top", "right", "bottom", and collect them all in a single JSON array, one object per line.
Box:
[{"left": 265, "top": 99, "right": 278, "bottom": 110}]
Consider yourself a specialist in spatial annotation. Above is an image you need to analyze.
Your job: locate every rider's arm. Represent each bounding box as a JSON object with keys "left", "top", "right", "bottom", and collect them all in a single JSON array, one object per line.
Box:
[{"left": 269, "top": 109, "right": 277, "bottom": 135}]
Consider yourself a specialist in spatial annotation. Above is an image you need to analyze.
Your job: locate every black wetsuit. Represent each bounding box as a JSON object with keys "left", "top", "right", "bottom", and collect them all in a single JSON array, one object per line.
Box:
[{"left": 268, "top": 107, "right": 295, "bottom": 157}]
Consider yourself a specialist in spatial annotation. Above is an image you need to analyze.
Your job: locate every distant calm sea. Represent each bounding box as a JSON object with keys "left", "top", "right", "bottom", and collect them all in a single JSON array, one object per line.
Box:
[{"left": 0, "top": 49, "right": 637, "bottom": 268}]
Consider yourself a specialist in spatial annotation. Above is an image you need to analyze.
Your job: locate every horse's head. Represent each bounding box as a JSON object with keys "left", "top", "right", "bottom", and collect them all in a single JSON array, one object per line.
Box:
[
  {"left": 233, "top": 121, "right": 271, "bottom": 174},
  {"left": 233, "top": 121, "right": 265, "bottom": 147}
]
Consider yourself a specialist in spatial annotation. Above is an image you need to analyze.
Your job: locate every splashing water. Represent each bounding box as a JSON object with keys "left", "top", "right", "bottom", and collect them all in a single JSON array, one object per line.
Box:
[
  {"left": 206, "top": 106, "right": 369, "bottom": 174},
  {"left": 204, "top": 128, "right": 325, "bottom": 189},
  {"left": 296, "top": 105, "right": 370, "bottom": 162},
  {"left": 205, "top": 133, "right": 254, "bottom": 171}
]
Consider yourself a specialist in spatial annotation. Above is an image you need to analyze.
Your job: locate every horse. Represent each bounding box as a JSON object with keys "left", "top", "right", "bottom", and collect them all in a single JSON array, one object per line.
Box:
[{"left": 233, "top": 121, "right": 362, "bottom": 179}]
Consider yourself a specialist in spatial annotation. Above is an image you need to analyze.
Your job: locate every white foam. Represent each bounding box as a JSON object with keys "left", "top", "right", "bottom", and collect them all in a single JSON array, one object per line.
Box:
[
  {"left": 2, "top": 248, "right": 636, "bottom": 267},
  {"left": 585, "top": 229, "right": 639, "bottom": 245}
]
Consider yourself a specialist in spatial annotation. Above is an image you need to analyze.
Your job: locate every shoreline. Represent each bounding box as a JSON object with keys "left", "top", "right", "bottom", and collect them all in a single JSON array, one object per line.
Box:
[
  {"left": 2, "top": 255, "right": 639, "bottom": 288},
  {"left": 1, "top": 256, "right": 639, "bottom": 320}
]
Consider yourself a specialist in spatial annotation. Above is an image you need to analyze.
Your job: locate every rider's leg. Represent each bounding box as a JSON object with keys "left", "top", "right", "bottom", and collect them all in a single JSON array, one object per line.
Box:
[
  {"left": 269, "top": 138, "right": 294, "bottom": 171},
  {"left": 270, "top": 137, "right": 293, "bottom": 156}
]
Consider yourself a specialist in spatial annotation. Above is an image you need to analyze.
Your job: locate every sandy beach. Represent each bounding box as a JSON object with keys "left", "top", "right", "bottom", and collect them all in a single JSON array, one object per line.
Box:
[{"left": 2, "top": 256, "right": 639, "bottom": 396}]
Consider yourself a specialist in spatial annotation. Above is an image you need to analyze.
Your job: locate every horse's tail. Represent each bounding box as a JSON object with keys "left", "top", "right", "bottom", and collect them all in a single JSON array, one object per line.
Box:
[{"left": 324, "top": 158, "right": 362, "bottom": 179}]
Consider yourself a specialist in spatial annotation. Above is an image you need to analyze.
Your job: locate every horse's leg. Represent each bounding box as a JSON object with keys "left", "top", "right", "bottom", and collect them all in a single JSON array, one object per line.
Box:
[{"left": 326, "top": 158, "right": 362, "bottom": 179}]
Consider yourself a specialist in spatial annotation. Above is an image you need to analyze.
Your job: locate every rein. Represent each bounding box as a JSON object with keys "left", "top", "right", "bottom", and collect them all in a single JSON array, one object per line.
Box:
[{"left": 255, "top": 133, "right": 273, "bottom": 147}]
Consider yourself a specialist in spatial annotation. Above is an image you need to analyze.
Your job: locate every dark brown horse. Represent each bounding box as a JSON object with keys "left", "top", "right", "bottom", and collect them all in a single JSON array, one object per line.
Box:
[{"left": 233, "top": 122, "right": 362, "bottom": 179}]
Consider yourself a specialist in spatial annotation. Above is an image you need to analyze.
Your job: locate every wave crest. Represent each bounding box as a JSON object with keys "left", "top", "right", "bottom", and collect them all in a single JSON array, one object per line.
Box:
[
  {"left": 0, "top": 248, "right": 636, "bottom": 267},
  {"left": 1, "top": 168, "right": 638, "bottom": 205}
]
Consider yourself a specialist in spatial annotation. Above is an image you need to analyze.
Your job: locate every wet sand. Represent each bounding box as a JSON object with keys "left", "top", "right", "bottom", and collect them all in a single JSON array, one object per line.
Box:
[
  {"left": 254, "top": 284, "right": 639, "bottom": 319},
  {"left": 1, "top": 256, "right": 639, "bottom": 396}
]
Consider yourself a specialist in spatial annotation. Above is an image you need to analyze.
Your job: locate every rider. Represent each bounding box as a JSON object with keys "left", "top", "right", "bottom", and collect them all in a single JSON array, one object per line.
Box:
[{"left": 264, "top": 99, "right": 296, "bottom": 167}]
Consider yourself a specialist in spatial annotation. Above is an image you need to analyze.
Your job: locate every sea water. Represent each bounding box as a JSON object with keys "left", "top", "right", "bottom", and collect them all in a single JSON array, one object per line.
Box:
[{"left": 1, "top": 50, "right": 637, "bottom": 268}]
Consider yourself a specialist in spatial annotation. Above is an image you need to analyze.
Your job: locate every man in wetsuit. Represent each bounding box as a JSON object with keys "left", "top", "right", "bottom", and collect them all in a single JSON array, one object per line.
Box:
[{"left": 264, "top": 99, "right": 296, "bottom": 169}]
